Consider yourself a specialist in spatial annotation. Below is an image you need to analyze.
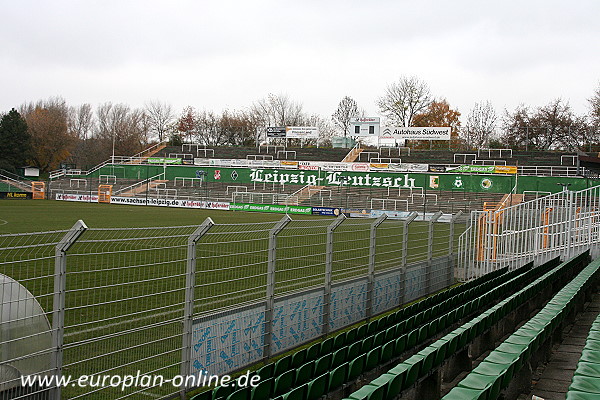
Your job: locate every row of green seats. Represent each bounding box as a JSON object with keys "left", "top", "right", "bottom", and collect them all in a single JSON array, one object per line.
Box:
[
  {"left": 342, "top": 252, "right": 587, "bottom": 400},
  {"left": 260, "top": 263, "right": 533, "bottom": 399},
  {"left": 190, "top": 262, "right": 515, "bottom": 400},
  {"left": 299, "top": 257, "right": 568, "bottom": 400},
  {"left": 445, "top": 251, "right": 596, "bottom": 400},
  {"left": 566, "top": 257, "right": 600, "bottom": 400}
]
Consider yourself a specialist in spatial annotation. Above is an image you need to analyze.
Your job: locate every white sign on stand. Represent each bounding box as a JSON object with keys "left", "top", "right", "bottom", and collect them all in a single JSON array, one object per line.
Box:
[
  {"left": 350, "top": 117, "right": 380, "bottom": 137},
  {"left": 285, "top": 126, "right": 319, "bottom": 139}
]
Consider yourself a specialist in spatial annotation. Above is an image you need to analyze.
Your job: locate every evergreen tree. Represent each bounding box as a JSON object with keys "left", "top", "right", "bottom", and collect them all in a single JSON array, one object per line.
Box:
[{"left": 0, "top": 108, "right": 31, "bottom": 172}]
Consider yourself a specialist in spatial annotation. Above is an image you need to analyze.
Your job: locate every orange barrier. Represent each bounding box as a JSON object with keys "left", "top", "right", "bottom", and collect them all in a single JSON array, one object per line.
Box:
[
  {"left": 98, "top": 185, "right": 113, "bottom": 203},
  {"left": 31, "top": 182, "right": 46, "bottom": 199}
]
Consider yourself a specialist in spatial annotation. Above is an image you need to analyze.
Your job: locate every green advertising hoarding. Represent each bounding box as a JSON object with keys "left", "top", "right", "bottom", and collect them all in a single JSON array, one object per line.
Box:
[
  {"left": 230, "top": 203, "right": 312, "bottom": 214},
  {"left": 147, "top": 157, "right": 183, "bottom": 164}
]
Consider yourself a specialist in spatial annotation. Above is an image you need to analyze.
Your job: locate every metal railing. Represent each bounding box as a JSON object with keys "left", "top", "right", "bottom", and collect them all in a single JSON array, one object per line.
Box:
[
  {"left": 458, "top": 185, "right": 600, "bottom": 281},
  {"left": 0, "top": 213, "right": 461, "bottom": 399},
  {"left": 114, "top": 173, "right": 165, "bottom": 195}
]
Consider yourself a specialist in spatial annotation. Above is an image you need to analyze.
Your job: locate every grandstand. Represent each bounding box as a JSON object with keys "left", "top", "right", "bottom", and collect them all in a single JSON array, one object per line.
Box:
[{"left": 2, "top": 142, "right": 600, "bottom": 400}]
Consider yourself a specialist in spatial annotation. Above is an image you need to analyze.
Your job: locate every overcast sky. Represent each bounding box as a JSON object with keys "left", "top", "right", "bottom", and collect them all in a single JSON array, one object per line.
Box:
[{"left": 1, "top": 0, "right": 598, "bottom": 122}]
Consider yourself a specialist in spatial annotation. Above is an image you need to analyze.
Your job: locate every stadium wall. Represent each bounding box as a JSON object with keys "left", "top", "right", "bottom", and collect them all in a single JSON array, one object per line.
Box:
[{"left": 91, "top": 164, "right": 592, "bottom": 194}]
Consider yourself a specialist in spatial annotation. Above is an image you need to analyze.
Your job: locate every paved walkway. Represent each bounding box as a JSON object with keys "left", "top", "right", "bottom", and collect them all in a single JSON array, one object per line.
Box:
[{"left": 524, "top": 293, "right": 600, "bottom": 400}]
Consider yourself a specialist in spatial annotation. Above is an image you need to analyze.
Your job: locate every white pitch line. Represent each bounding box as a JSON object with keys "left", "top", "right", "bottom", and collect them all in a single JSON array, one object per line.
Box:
[
  {"left": 64, "top": 308, "right": 179, "bottom": 338},
  {"left": 137, "top": 391, "right": 162, "bottom": 398},
  {"left": 0, "top": 219, "right": 8, "bottom": 225}
]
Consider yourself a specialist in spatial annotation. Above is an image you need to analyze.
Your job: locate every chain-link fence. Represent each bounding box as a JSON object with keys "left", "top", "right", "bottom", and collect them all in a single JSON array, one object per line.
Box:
[{"left": 0, "top": 213, "right": 461, "bottom": 399}]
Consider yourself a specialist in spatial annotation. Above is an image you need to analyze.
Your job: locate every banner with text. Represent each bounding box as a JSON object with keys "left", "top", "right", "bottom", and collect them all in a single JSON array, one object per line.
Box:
[{"left": 380, "top": 127, "right": 451, "bottom": 140}]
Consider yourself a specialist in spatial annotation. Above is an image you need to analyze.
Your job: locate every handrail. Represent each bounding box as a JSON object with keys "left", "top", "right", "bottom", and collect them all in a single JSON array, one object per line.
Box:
[
  {"left": 130, "top": 141, "right": 168, "bottom": 159},
  {"left": 0, "top": 173, "right": 33, "bottom": 192},
  {"left": 114, "top": 173, "right": 165, "bottom": 195}
]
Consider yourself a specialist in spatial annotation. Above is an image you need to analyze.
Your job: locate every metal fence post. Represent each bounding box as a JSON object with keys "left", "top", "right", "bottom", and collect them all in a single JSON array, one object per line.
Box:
[
  {"left": 323, "top": 214, "right": 346, "bottom": 336},
  {"left": 366, "top": 214, "right": 387, "bottom": 320},
  {"left": 566, "top": 190, "right": 574, "bottom": 259},
  {"left": 52, "top": 220, "right": 87, "bottom": 400},
  {"left": 181, "top": 218, "right": 214, "bottom": 398},
  {"left": 400, "top": 212, "right": 418, "bottom": 304},
  {"left": 264, "top": 215, "right": 291, "bottom": 360},
  {"left": 448, "top": 211, "right": 463, "bottom": 287},
  {"left": 427, "top": 211, "right": 443, "bottom": 295}
]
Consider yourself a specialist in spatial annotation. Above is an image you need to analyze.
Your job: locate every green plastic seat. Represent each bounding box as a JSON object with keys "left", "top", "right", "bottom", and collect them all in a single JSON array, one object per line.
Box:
[
  {"left": 306, "top": 342, "right": 320, "bottom": 362},
  {"left": 189, "top": 390, "right": 212, "bottom": 400},
  {"left": 432, "top": 340, "right": 448, "bottom": 368},
  {"left": 419, "top": 347, "right": 436, "bottom": 377},
  {"left": 402, "top": 355, "right": 424, "bottom": 390},
  {"left": 274, "top": 355, "right": 292, "bottom": 376},
  {"left": 384, "top": 326, "right": 396, "bottom": 343},
  {"left": 367, "top": 320, "right": 379, "bottom": 335},
  {"left": 580, "top": 349, "right": 600, "bottom": 364},
  {"left": 569, "top": 375, "right": 600, "bottom": 394},
  {"left": 566, "top": 390, "right": 600, "bottom": 400},
  {"left": 373, "top": 331, "right": 386, "bottom": 347},
  {"left": 361, "top": 335, "right": 375, "bottom": 354},
  {"left": 333, "top": 332, "right": 347, "bottom": 350},
  {"left": 213, "top": 384, "right": 235, "bottom": 400},
  {"left": 348, "top": 341, "right": 362, "bottom": 361},
  {"left": 365, "top": 346, "right": 381, "bottom": 371},
  {"left": 406, "top": 329, "right": 418, "bottom": 349},
  {"left": 346, "top": 327, "right": 358, "bottom": 344},
  {"left": 474, "top": 360, "right": 514, "bottom": 389},
  {"left": 273, "top": 370, "right": 295, "bottom": 397},
  {"left": 417, "top": 324, "right": 429, "bottom": 344},
  {"left": 385, "top": 371, "right": 403, "bottom": 398},
  {"left": 574, "top": 362, "right": 600, "bottom": 378},
  {"left": 381, "top": 340, "right": 395, "bottom": 364},
  {"left": 348, "top": 384, "right": 377, "bottom": 400},
  {"left": 442, "top": 383, "right": 485, "bottom": 399},
  {"left": 226, "top": 387, "right": 250, "bottom": 400},
  {"left": 357, "top": 324, "right": 368, "bottom": 339},
  {"left": 446, "top": 334, "right": 459, "bottom": 355},
  {"left": 295, "top": 360, "right": 314, "bottom": 385},
  {"left": 315, "top": 353, "right": 332, "bottom": 376},
  {"left": 332, "top": 346, "right": 348, "bottom": 368},
  {"left": 329, "top": 362, "right": 348, "bottom": 391},
  {"left": 348, "top": 353, "right": 366, "bottom": 381},
  {"left": 291, "top": 348, "right": 307, "bottom": 368},
  {"left": 394, "top": 320, "right": 406, "bottom": 337},
  {"left": 250, "top": 377, "right": 273, "bottom": 400},
  {"left": 320, "top": 337, "right": 334, "bottom": 355},
  {"left": 255, "top": 363, "right": 274, "bottom": 381},
  {"left": 395, "top": 334, "right": 407, "bottom": 355},
  {"left": 282, "top": 383, "right": 306, "bottom": 400},
  {"left": 306, "top": 373, "right": 328, "bottom": 400},
  {"left": 458, "top": 371, "right": 501, "bottom": 399}
]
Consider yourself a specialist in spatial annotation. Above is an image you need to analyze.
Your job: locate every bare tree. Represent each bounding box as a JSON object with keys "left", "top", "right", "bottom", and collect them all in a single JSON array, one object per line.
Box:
[
  {"left": 589, "top": 82, "right": 600, "bottom": 131},
  {"left": 67, "top": 104, "right": 96, "bottom": 167},
  {"left": 377, "top": 76, "right": 431, "bottom": 127},
  {"left": 145, "top": 100, "right": 174, "bottom": 142},
  {"left": 250, "top": 93, "right": 306, "bottom": 127},
  {"left": 95, "top": 103, "right": 147, "bottom": 158},
  {"left": 332, "top": 96, "right": 360, "bottom": 137},
  {"left": 500, "top": 99, "right": 589, "bottom": 150},
  {"left": 462, "top": 101, "right": 497, "bottom": 148},
  {"left": 68, "top": 103, "right": 94, "bottom": 140}
]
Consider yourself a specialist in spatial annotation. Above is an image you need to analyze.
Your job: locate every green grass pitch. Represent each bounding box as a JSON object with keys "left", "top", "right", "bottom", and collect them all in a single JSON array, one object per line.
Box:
[{"left": 0, "top": 200, "right": 460, "bottom": 399}]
